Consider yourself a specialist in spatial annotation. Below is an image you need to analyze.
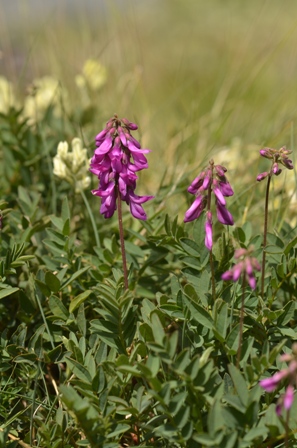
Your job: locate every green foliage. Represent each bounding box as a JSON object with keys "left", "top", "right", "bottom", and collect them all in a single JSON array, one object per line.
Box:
[{"left": 2, "top": 2, "right": 297, "bottom": 445}]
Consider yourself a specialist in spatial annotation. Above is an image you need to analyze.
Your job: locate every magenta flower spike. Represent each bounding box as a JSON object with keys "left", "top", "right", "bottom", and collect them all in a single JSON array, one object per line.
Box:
[
  {"left": 91, "top": 115, "right": 153, "bottom": 290},
  {"left": 90, "top": 114, "right": 153, "bottom": 220},
  {"left": 184, "top": 159, "right": 234, "bottom": 250},
  {"left": 257, "top": 146, "right": 294, "bottom": 183}
]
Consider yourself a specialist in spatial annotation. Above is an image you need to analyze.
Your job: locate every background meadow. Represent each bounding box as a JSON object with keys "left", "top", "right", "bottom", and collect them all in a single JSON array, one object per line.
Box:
[{"left": 1, "top": 0, "right": 297, "bottom": 447}]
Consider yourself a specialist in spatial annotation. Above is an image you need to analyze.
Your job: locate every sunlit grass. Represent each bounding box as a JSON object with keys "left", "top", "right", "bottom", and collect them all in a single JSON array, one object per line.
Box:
[{"left": 1, "top": 0, "right": 297, "bottom": 229}]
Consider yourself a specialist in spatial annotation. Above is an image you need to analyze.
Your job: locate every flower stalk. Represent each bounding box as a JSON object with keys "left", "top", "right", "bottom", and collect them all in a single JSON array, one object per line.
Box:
[
  {"left": 257, "top": 146, "right": 294, "bottom": 297},
  {"left": 90, "top": 114, "right": 153, "bottom": 289},
  {"left": 222, "top": 247, "right": 261, "bottom": 367},
  {"left": 184, "top": 159, "right": 234, "bottom": 301},
  {"left": 117, "top": 188, "right": 129, "bottom": 290}
]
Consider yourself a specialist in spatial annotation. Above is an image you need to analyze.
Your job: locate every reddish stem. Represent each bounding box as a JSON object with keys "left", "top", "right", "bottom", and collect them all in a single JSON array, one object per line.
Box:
[{"left": 117, "top": 188, "right": 129, "bottom": 290}]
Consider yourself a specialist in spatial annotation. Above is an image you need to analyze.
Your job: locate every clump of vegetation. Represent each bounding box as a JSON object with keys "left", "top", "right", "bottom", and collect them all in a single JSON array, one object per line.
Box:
[{"left": 1, "top": 2, "right": 297, "bottom": 447}]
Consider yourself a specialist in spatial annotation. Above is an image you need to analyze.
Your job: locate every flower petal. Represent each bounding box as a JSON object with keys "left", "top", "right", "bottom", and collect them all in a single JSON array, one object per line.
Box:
[{"left": 216, "top": 202, "right": 234, "bottom": 225}]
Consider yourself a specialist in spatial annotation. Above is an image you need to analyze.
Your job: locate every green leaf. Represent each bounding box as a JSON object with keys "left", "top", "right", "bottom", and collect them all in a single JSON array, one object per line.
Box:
[
  {"left": 124, "top": 240, "right": 144, "bottom": 257},
  {"left": 69, "top": 290, "right": 93, "bottom": 313},
  {"left": 179, "top": 238, "right": 201, "bottom": 256},
  {"left": 106, "top": 423, "right": 130, "bottom": 438},
  {"left": 284, "top": 235, "right": 297, "bottom": 255},
  {"left": 61, "top": 266, "right": 89, "bottom": 290},
  {"left": 243, "top": 426, "right": 268, "bottom": 442},
  {"left": 228, "top": 364, "right": 248, "bottom": 407},
  {"left": 213, "top": 299, "right": 228, "bottom": 341},
  {"left": 151, "top": 312, "right": 165, "bottom": 342},
  {"left": 65, "top": 357, "right": 93, "bottom": 383},
  {"left": 45, "top": 271, "right": 61, "bottom": 293},
  {"left": 0, "top": 287, "right": 19, "bottom": 299},
  {"left": 50, "top": 216, "right": 64, "bottom": 232},
  {"left": 49, "top": 295, "right": 69, "bottom": 321},
  {"left": 183, "top": 296, "right": 213, "bottom": 329},
  {"left": 61, "top": 196, "right": 70, "bottom": 222},
  {"left": 226, "top": 323, "right": 240, "bottom": 354},
  {"left": 277, "top": 300, "right": 295, "bottom": 326},
  {"left": 207, "top": 400, "right": 225, "bottom": 437}
]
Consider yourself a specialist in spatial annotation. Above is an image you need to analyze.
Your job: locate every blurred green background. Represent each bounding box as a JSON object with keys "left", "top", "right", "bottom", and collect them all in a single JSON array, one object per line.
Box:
[{"left": 1, "top": 0, "right": 297, "bottom": 218}]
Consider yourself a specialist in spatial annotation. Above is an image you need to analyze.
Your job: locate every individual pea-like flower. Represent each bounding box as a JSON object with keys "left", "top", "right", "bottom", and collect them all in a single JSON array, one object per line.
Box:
[
  {"left": 260, "top": 343, "right": 297, "bottom": 416},
  {"left": 257, "top": 146, "right": 294, "bottom": 181},
  {"left": 184, "top": 159, "right": 234, "bottom": 250},
  {"left": 221, "top": 246, "right": 261, "bottom": 289},
  {"left": 90, "top": 115, "right": 153, "bottom": 220},
  {"left": 204, "top": 210, "right": 213, "bottom": 250},
  {"left": 53, "top": 138, "right": 91, "bottom": 193}
]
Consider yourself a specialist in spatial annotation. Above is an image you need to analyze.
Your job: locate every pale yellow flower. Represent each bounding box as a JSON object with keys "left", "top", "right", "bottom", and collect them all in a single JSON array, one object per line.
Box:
[
  {"left": 75, "top": 59, "right": 107, "bottom": 106},
  {"left": 214, "top": 138, "right": 259, "bottom": 172},
  {"left": 0, "top": 76, "right": 18, "bottom": 113},
  {"left": 80, "top": 59, "right": 107, "bottom": 91},
  {"left": 23, "top": 76, "right": 68, "bottom": 124},
  {"left": 53, "top": 138, "right": 91, "bottom": 193}
]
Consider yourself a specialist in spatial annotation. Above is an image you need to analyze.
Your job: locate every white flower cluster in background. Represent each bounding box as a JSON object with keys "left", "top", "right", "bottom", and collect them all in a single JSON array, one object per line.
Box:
[{"left": 53, "top": 138, "right": 91, "bottom": 193}]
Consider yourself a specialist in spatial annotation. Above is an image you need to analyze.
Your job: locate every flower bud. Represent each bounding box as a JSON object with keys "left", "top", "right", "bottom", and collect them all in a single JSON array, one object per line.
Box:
[
  {"left": 122, "top": 118, "right": 138, "bottom": 130},
  {"left": 256, "top": 172, "right": 269, "bottom": 182}
]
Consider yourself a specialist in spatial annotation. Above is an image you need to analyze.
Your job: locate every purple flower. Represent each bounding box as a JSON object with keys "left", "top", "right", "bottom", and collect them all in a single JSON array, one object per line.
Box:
[
  {"left": 283, "top": 384, "right": 294, "bottom": 410},
  {"left": 259, "top": 346, "right": 297, "bottom": 416},
  {"left": 90, "top": 115, "right": 153, "bottom": 219},
  {"left": 256, "top": 172, "right": 269, "bottom": 182},
  {"left": 126, "top": 190, "right": 154, "bottom": 220},
  {"left": 184, "top": 159, "right": 234, "bottom": 250},
  {"left": 257, "top": 146, "right": 294, "bottom": 182},
  {"left": 184, "top": 195, "right": 206, "bottom": 223},
  {"left": 221, "top": 247, "right": 261, "bottom": 289},
  {"left": 216, "top": 202, "right": 234, "bottom": 225},
  {"left": 259, "top": 370, "right": 289, "bottom": 392},
  {"left": 205, "top": 211, "right": 213, "bottom": 250}
]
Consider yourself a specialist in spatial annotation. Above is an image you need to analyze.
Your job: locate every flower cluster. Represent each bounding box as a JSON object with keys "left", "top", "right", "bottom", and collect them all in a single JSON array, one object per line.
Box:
[
  {"left": 221, "top": 246, "right": 261, "bottom": 289},
  {"left": 53, "top": 138, "right": 91, "bottom": 193},
  {"left": 24, "top": 76, "right": 68, "bottom": 125},
  {"left": 257, "top": 146, "right": 294, "bottom": 182},
  {"left": 260, "top": 344, "right": 297, "bottom": 415},
  {"left": 90, "top": 115, "right": 153, "bottom": 219},
  {"left": 75, "top": 59, "right": 107, "bottom": 92},
  {"left": 184, "top": 159, "right": 234, "bottom": 250}
]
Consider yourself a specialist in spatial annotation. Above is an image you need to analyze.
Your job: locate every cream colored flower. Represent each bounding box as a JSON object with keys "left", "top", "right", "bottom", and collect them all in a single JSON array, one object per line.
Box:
[
  {"left": 75, "top": 59, "right": 107, "bottom": 107},
  {"left": 0, "top": 76, "right": 18, "bottom": 113},
  {"left": 23, "top": 76, "right": 68, "bottom": 125},
  {"left": 78, "top": 59, "right": 107, "bottom": 91},
  {"left": 214, "top": 138, "right": 259, "bottom": 172},
  {"left": 53, "top": 138, "right": 91, "bottom": 193}
]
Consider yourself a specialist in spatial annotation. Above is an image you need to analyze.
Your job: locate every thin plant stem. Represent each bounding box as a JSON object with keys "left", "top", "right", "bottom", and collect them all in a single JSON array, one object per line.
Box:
[
  {"left": 35, "top": 292, "right": 55, "bottom": 350},
  {"left": 117, "top": 188, "right": 129, "bottom": 290},
  {"left": 285, "top": 409, "right": 290, "bottom": 448},
  {"left": 237, "top": 277, "right": 246, "bottom": 369},
  {"left": 209, "top": 250, "right": 216, "bottom": 301},
  {"left": 261, "top": 174, "right": 271, "bottom": 297},
  {"left": 207, "top": 164, "right": 216, "bottom": 301},
  {"left": 80, "top": 189, "right": 101, "bottom": 248}
]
